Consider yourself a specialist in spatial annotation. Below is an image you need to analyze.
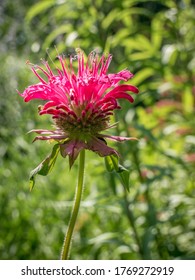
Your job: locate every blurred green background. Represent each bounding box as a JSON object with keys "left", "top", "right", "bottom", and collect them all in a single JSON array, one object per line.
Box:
[{"left": 0, "top": 0, "right": 195, "bottom": 260}]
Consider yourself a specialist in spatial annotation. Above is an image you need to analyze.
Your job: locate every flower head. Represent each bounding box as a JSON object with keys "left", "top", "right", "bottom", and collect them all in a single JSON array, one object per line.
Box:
[{"left": 19, "top": 49, "right": 138, "bottom": 167}]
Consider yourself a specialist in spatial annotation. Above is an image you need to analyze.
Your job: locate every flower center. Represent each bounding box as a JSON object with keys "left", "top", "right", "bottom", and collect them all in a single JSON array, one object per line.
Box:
[{"left": 55, "top": 104, "right": 110, "bottom": 141}]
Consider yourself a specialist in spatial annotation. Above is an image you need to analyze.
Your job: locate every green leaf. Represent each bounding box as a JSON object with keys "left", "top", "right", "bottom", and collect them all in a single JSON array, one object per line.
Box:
[
  {"left": 135, "top": 35, "right": 153, "bottom": 51},
  {"left": 130, "top": 51, "right": 154, "bottom": 61},
  {"left": 110, "top": 154, "right": 119, "bottom": 171},
  {"left": 42, "top": 24, "right": 72, "bottom": 50},
  {"left": 134, "top": 123, "right": 157, "bottom": 144},
  {"left": 29, "top": 144, "right": 60, "bottom": 191},
  {"left": 104, "top": 155, "right": 114, "bottom": 172},
  {"left": 105, "top": 155, "right": 130, "bottom": 192},
  {"left": 25, "top": 0, "right": 55, "bottom": 24},
  {"left": 182, "top": 86, "right": 194, "bottom": 114},
  {"left": 101, "top": 8, "right": 120, "bottom": 29},
  {"left": 151, "top": 17, "right": 163, "bottom": 50},
  {"left": 117, "top": 164, "right": 130, "bottom": 192},
  {"left": 131, "top": 68, "right": 155, "bottom": 86}
]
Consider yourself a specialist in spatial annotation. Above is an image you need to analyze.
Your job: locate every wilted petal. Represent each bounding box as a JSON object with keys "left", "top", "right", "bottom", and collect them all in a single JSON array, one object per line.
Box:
[
  {"left": 60, "top": 140, "right": 87, "bottom": 168},
  {"left": 28, "top": 129, "right": 64, "bottom": 135},
  {"left": 98, "top": 134, "right": 138, "bottom": 142},
  {"left": 87, "top": 137, "right": 119, "bottom": 157},
  {"left": 32, "top": 135, "right": 66, "bottom": 142}
]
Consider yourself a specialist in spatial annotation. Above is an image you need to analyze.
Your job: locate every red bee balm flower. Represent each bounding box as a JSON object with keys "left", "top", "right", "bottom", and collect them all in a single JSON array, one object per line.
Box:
[{"left": 19, "top": 49, "right": 138, "bottom": 167}]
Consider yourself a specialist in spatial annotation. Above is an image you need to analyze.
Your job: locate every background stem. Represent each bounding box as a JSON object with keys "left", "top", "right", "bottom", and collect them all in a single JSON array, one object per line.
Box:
[
  {"left": 61, "top": 149, "right": 85, "bottom": 260},
  {"left": 123, "top": 191, "right": 144, "bottom": 258}
]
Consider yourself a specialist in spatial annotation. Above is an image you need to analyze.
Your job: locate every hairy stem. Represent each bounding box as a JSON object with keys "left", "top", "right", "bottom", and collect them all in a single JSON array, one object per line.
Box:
[{"left": 61, "top": 149, "right": 85, "bottom": 260}]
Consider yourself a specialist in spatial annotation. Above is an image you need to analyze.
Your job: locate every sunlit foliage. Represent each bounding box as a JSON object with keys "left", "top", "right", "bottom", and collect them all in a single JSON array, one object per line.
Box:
[{"left": 0, "top": 0, "right": 195, "bottom": 260}]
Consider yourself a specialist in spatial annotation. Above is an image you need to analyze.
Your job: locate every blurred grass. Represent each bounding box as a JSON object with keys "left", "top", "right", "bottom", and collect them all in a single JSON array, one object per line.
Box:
[{"left": 0, "top": 0, "right": 195, "bottom": 260}]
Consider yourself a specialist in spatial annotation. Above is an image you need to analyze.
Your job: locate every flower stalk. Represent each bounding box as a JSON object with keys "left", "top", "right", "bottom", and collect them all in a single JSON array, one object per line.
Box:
[{"left": 61, "top": 149, "right": 85, "bottom": 260}]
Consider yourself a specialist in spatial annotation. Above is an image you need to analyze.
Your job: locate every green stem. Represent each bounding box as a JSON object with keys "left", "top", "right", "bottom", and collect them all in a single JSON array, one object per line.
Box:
[
  {"left": 61, "top": 149, "right": 85, "bottom": 260},
  {"left": 123, "top": 191, "right": 144, "bottom": 259}
]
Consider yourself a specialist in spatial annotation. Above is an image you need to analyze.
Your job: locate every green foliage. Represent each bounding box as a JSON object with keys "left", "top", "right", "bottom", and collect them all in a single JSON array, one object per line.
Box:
[
  {"left": 0, "top": 0, "right": 195, "bottom": 260},
  {"left": 105, "top": 155, "right": 130, "bottom": 192},
  {"left": 29, "top": 144, "right": 60, "bottom": 191}
]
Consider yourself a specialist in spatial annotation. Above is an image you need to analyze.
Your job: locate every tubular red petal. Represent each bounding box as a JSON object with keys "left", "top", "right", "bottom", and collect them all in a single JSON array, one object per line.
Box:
[
  {"left": 106, "top": 84, "right": 139, "bottom": 96},
  {"left": 35, "top": 65, "right": 50, "bottom": 79},
  {"left": 58, "top": 56, "right": 70, "bottom": 80},
  {"left": 106, "top": 92, "right": 135, "bottom": 103},
  {"left": 99, "top": 54, "right": 112, "bottom": 76},
  {"left": 31, "top": 67, "right": 47, "bottom": 84},
  {"left": 41, "top": 60, "right": 54, "bottom": 76},
  {"left": 42, "top": 101, "right": 59, "bottom": 110}
]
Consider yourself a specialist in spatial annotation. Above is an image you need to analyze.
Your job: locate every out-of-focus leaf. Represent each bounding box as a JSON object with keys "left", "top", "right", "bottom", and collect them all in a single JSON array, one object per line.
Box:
[
  {"left": 131, "top": 68, "right": 155, "bottom": 85},
  {"left": 130, "top": 51, "right": 154, "bottom": 61},
  {"left": 53, "top": 5, "right": 78, "bottom": 20},
  {"left": 162, "top": 44, "right": 178, "bottom": 65},
  {"left": 151, "top": 17, "right": 163, "bottom": 50},
  {"left": 135, "top": 35, "right": 153, "bottom": 51},
  {"left": 121, "top": 5, "right": 152, "bottom": 17},
  {"left": 163, "top": 0, "right": 177, "bottom": 8},
  {"left": 88, "top": 232, "right": 118, "bottom": 245},
  {"left": 25, "top": 0, "right": 56, "bottom": 24},
  {"left": 143, "top": 164, "right": 174, "bottom": 182},
  {"left": 182, "top": 86, "right": 194, "bottom": 114},
  {"left": 134, "top": 123, "right": 158, "bottom": 144},
  {"left": 42, "top": 25, "right": 72, "bottom": 50},
  {"left": 101, "top": 8, "right": 120, "bottom": 29},
  {"left": 102, "top": 8, "right": 150, "bottom": 30},
  {"left": 29, "top": 144, "right": 60, "bottom": 191},
  {"left": 112, "top": 29, "right": 132, "bottom": 47},
  {"left": 123, "top": 36, "right": 152, "bottom": 52},
  {"left": 122, "top": 39, "right": 143, "bottom": 51},
  {"left": 162, "top": 150, "right": 188, "bottom": 169}
]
